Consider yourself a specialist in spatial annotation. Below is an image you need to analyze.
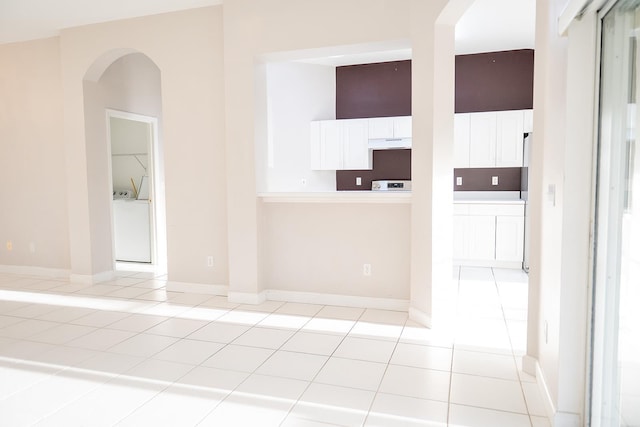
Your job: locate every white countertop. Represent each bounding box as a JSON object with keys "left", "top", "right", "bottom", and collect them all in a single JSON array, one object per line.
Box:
[
  {"left": 258, "top": 191, "right": 525, "bottom": 205},
  {"left": 258, "top": 192, "right": 411, "bottom": 204},
  {"left": 453, "top": 198, "right": 525, "bottom": 205}
]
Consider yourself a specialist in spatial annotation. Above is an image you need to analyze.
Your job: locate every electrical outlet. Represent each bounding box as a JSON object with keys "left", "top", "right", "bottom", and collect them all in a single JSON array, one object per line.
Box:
[
  {"left": 207, "top": 256, "right": 214, "bottom": 267},
  {"left": 456, "top": 177, "right": 462, "bottom": 186},
  {"left": 363, "top": 263, "right": 371, "bottom": 276},
  {"left": 301, "top": 178, "right": 307, "bottom": 186},
  {"left": 491, "top": 176, "right": 499, "bottom": 186},
  {"left": 356, "top": 177, "right": 362, "bottom": 186},
  {"left": 6, "top": 241, "right": 12, "bottom": 251}
]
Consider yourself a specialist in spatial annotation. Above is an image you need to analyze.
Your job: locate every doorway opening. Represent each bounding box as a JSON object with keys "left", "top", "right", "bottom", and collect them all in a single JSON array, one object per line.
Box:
[
  {"left": 83, "top": 51, "right": 167, "bottom": 277},
  {"left": 107, "top": 110, "right": 166, "bottom": 274}
]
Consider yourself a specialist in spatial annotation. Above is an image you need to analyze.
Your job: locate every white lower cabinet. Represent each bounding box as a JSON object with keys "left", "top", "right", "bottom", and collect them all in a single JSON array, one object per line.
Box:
[
  {"left": 495, "top": 215, "right": 525, "bottom": 262},
  {"left": 453, "top": 202, "right": 525, "bottom": 268},
  {"left": 467, "top": 216, "right": 496, "bottom": 261}
]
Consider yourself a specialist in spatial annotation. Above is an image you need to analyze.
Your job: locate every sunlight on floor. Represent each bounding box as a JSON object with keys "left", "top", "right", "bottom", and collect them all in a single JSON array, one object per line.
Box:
[{"left": 0, "top": 267, "right": 549, "bottom": 426}]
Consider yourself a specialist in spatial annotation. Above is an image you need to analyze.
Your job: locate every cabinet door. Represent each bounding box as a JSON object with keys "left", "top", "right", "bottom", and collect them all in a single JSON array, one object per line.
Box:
[
  {"left": 393, "top": 116, "right": 412, "bottom": 139},
  {"left": 495, "top": 215, "right": 524, "bottom": 262},
  {"left": 469, "top": 112, "right": 497, "bottom": 167},
  {"left": 320, "top": 121, "right": 342, "bottom": 170},
  {"left": 466, "top": 215, "right": 496, "bottom": 260},
  {"left": 496, "top": 110, "right": 524, "bottom": 167},
  {"left": 454, "top": 113, "right": 471, "bottom": 168},
  {"left": 453, "top": 216, "right": 467, "bottom": 260},
  {"left": 342, "top": 119, "right": 370, "bottom": 170},
  {"left": 368, "top": 117, "right": 395, "bottom": 139}
]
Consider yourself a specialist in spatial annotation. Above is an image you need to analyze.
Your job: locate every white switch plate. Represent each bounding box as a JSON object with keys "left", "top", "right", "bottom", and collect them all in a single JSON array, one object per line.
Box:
[
  {"left": 356, "top": 177, "right": 362, "bottom": 186},
  {"left": 491, "top": 176, "right": 499, "bottom": 186},
  {"left": 548, "top": 184, "right": 556, "bottom": 206},
  {"left": 456, "top": 177, "right": 462, "bottom": 186}
]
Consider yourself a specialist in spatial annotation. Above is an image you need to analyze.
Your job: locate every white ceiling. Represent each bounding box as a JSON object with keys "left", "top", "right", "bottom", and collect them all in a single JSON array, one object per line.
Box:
[
  {"left": 0, "top": 0, "right": 223, "bottom": 44},
  {"left": 455, "top": 0, "right": 536, "bottom": 55},
  {"left": 0, "top": 0, "right": 535, "bottom": 56}
]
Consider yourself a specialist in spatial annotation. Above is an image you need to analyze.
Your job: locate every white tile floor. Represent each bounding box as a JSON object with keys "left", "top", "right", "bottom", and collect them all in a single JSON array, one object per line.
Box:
[{"left": 0, "top": 266, "right": 550, "bottom": 426}]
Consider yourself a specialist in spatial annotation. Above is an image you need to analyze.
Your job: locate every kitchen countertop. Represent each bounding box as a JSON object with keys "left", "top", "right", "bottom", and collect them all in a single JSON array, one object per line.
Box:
[
  {"left": 453, "top": 198, "right": 524, "bottom": 205},
  {"left": 258, "top": 192, "right": 412, "bottom": 204},
  {"left": 259, "top": 191, "right": 525, "bottom": 205}
]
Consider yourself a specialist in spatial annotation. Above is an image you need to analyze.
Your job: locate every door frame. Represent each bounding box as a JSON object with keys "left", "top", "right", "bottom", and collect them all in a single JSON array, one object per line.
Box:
[
  {"left": 588, "top": 0, "right": 636, "bottom": 424},
  {"left": 106, "top": 109, "right": 163, "bottom": 270}
]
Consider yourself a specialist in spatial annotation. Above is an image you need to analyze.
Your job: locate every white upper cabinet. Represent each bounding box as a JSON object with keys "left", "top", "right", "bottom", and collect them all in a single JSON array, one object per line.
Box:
[
  {"left": 523, "top": 109, "right": 534, "bottom": 133},
  {"left": 368, "top": 117, "right": 395, "bottom": 139},
  {"left": 368, "top": 116, "right": 412, "bottom": 140},
  {"left": 342, "top": 119, "right": 370, "bottom": 169},
  {"left": 496, "top": 110, "right": 524, "bottom": 167},
  {"left": 454, "top": 113, "right": 471, "bottom": 168},
  {"left": 310, "top": 119, "right": 371, "bottom": 170},
  {"left": 392, "top": 116, "right": 412, "bottom": 139},
  {"left": 455, "top": 109, "right": 530, "bottom": 168},
  {"left": 469, "top": 112, "right": 497, "bottom": 167}
]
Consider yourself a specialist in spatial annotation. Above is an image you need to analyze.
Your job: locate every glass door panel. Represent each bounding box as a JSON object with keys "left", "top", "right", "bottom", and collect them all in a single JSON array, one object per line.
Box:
[{"left": 593, "top": 1, "right": 640, "bottom": 426}]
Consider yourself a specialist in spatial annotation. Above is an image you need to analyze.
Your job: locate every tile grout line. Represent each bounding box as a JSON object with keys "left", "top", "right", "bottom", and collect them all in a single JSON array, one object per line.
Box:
[
  {"left": 491, "top": 267, "right": 536, "bottom": 427},
  {"left": 447, "top": 264, "right": 462, "bottom": 426},
  {"left": 276, "top": 306, "right": 369, "bottom": 427},
  {"left": 360, "top": 315, "right": 409, "bottom": 427}
]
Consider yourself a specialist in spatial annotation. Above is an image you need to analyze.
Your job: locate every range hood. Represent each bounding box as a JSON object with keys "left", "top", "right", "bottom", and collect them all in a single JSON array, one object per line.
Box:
[{"left": 368, "top": 137, "right": 412, "bottom": 150}]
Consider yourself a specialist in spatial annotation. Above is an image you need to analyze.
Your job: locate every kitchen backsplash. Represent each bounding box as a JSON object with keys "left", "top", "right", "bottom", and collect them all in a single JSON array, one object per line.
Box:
[
  {"left": 337, "top": 149, "right": 522, "bottom": 192},
  {"left": 453, "top": 167, "right": 522, "bottom": 191},
  {"left": 336, "top": 149, "right": 411, "bottom": 191}
]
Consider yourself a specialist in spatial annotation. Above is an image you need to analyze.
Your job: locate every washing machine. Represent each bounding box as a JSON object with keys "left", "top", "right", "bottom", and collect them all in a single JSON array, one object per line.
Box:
[{"left": 113, "top": 191, "right": 151, "bottom": 263}]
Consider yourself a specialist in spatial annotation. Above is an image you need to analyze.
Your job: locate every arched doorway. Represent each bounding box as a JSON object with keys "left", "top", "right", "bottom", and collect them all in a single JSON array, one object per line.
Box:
[{"left": 83, "top": 51, "right": 167, "bottom": 275}]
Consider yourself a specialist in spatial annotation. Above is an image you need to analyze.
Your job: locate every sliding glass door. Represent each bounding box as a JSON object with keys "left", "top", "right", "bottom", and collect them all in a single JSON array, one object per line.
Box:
[{"left": 592, "top": 1, "right": 640, "bottom": 426}]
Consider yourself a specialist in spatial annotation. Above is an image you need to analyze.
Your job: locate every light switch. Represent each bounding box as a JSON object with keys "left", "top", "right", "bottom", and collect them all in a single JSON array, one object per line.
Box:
[
  {"left": 491, "top": 176, "right": 499, "bottom": 186},
  {"left": 456, "top": 177, "right": 463, "bottom": 186},
  {"left": 356, "top": 177, "right": 362, "bottom": 186}
]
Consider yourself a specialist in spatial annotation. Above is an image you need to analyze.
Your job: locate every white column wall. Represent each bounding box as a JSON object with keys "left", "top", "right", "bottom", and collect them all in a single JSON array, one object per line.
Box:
[
  {"left": 527, "top": 0, "right": 599, "bottom": 425},
  {"left": 223, "top": 0, "right": 454, "bottom": 311}
]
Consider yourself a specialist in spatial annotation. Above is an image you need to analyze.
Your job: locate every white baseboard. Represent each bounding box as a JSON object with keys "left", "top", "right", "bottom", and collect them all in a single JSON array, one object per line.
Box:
[
  {"left": 554, "top": 412, "right": 582, "bottom": 427},
  {"left": 167, "top": 281, "right": 228, "bottom": 296},
  {"left": 0, "top": 265, "right": 70, "bottom": 279},
  {"left": 69, "top": 270, "right": 114, "bottom": 285},
  {"left": 228, "top": 290, "right": 268, "bottom": 305},
  {"left": 531, "top": 356, "right": 559, "bottom": 425},
  {"left": 266, "top": 289, "right": 409, "bottom": 311},
  {"left": 408, "top": 306, "right": 432, "bottom": 327},
  {"left": 522, "top": 354, "right": 538, "bottom": 376}
]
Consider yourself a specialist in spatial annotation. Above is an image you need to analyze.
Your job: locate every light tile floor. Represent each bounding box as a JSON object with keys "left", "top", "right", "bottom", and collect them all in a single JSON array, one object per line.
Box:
[{"left": 0, "top": 266, "right": 550, "bottom": 426}]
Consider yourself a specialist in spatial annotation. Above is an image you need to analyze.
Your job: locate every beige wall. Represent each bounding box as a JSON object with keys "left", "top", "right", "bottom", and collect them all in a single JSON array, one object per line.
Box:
[
  {"left": 1, "top": 2, "right": 465, "bottom": 319},
  {"left": 83, "top": 53, "right": 163, "bottom": 273},
  {"left": 0, "top": 37, "right": 70, "bottom": 271},
  {"left": 261, "top": 202, "right": 411, "bottom": 300},
  {"left": 223, "top": 0, "right": 456, "bottom": 312},
  {"left": 527, "top": 0, "right": 595, "bottom": 424},
  {"left": 59, "top": 7, "right": 228, "bottom": 284}
]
